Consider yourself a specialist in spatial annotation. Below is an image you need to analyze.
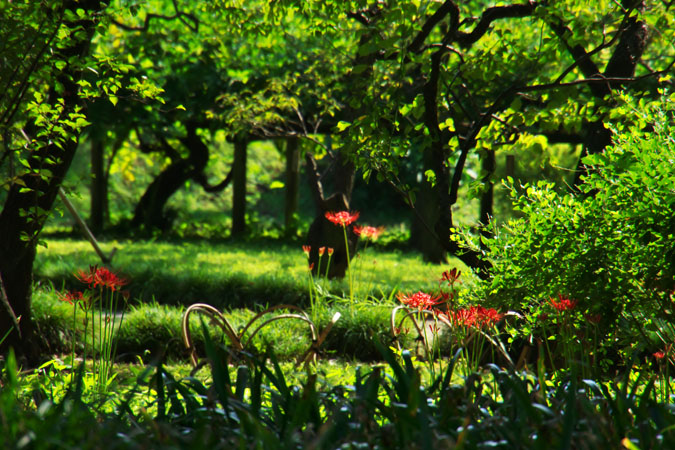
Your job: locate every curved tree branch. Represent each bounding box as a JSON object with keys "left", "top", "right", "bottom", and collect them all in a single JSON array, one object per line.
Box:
[
  {"left": 112, "top": 0, "right": 198, "bottom": 32},
  {"left": 454, "top": 1, "right": 539, "bottom": 47}
]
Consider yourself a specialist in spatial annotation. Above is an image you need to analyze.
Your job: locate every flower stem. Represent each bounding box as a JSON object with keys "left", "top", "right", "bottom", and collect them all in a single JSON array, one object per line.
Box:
[{"left": 342, "top": 226, "right": 353, "bottom": 308}]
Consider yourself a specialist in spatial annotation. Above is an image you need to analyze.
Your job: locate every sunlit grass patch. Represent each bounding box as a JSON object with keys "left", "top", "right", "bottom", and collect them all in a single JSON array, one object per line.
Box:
[{"left": 35, "top": 238, "right": 470, "bottom": 309}]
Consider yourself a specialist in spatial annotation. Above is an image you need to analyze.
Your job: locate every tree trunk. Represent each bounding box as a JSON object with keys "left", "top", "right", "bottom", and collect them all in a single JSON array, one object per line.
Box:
[
  {"left": 131, "top": 157, "right": 194, "bottom": 230},
  {"left": 90, "top": 138, "right": 106, "bottom": 233},
  {"left": 410, "top": 149, "right": 447, "bottom": 263},
  {"left": 231, "top": 139, "right": 248, "bottom": 236},
  {"left": 572, "top": 13, "right": 648, "bottom": 187},
  {"left": 479, "top": 148, "right": 495, "bottom": 227},
  {"left": 284, "top": 137, "right": 300, "bottom": 238},
  {"left": 131, "top": 124, "right": 209, "bottom": 230},
  {"left": 304, "top": 151, "right": 357, "bottom": 279},
  {"left": 0, "top": 0, "right": 105, "bottom": 361}
]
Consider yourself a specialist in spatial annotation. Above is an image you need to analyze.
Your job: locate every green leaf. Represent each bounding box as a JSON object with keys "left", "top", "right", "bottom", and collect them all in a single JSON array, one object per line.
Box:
[{"left": 336, "top": 121, "right": 351, "bottom": 132}]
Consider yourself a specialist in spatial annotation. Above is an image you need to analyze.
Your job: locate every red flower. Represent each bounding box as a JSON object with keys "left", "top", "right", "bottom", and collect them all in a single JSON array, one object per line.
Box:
[
  {"left": 479, "top": 307, "right": 503, "bottom": 326},
  {"left": 353, "top": 225, "right": 384, "bottom": 240},
  {"left": 75, "top": 265, "right": 97, "bottom": 287},
  {"left": 549, "top": 294, "right": 577, "bottom": 312},
  {"left": 92, "top": 267, "right": 127, "bottom": 291},
  {"left": 397, "top": 291, "right": 442, "bottom": 311},
  {"left": 75, "top": 265, "right": 127, "bottom": 291},
  {"left": 59, "top": 290, "right": 85, "bottom": 305},
  {"left": 441, "top": 268, "right": 461, "bottom": 285},
  {"left": 393, "top": 326, "right": 410, "bottom": 335},
  {"left": 327, "top": 247, "right": 334, "bottom": 255},
  {"left": 302, "top": 245, "right": 311, "bottom": 257},
  {"left": 448, "top": 305, "right": 502, "bottom": 329},
  {"left": 654, "top": 351, "right": 666, "bottom": 360},
  {"left": 318, "top": 246, "right": 326, "bottom": 256},
  {"left": 325, "top": 210, "right": 360, "bottom": 227},
  {"left": 452, "top": 307, "right": 478, "bottom": 327},
  {"left": 308, "top": 262, "right": 314, "bottom": 271}
]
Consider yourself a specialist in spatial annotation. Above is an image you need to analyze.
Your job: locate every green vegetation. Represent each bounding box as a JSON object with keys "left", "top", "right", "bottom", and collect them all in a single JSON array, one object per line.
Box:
[
  {"left": 2, "top": 0, "right": 675, "bottom": 448},
  {"left": 35, "top": 239, "right": 450, "bottom": 308}
]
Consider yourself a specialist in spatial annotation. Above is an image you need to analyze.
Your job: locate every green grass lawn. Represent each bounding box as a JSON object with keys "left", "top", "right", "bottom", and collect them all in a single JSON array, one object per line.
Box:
[
  {"left": 35, "top": 238, "right": 470, "bottom": 309},
  {"left": 32, "top": 238, "right": 473, "bottom": 362}
]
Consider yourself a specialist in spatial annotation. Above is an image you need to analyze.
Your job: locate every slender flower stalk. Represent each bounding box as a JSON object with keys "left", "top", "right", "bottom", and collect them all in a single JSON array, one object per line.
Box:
[
  {"left": 325, "top": 210, "right": 359, "bottom": 308},
  {"left": 65, "top": 265, "right": 129, "bottom": 394},
  {"left": 324, "top": 247, "right": 334, "bottom": 279},
  {"left": 353, "top": 225, "right": 384, "bottom": 299},
  {"left": 547, "top": 294, "right": 578, "bottom": 372}
]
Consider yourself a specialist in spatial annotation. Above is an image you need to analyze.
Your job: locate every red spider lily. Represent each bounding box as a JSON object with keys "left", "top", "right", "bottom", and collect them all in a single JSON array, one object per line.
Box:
[
  {"left": 93, "top": 267, "right": 128, "bottom": 291},
  {"left": 318, "top": 246, "right": 326, "bottom": 256},
  {"left": 447, "top": 305, "right": 503, "bottom": 329},
  {"left": 59, "top": 290, "right": 86, "bottom": 305},
  {"left": 549, "top": 294, "right": 577, "bottom": 312},
  {"left": 451, "top": 307, "right": 478, "bottom": 327},
  {"left": 353, "top": 225, "right": 384, "bottom": 240},
  {"left": 308, "top": 263, "right": 314, "bottom": 271},
  {"left": 302, "top": 245, "right": 311, "bottom": 257},
  {"left": 75, "top": 265, "right": 97, "bottom": 286},
  {"left": 75, "top": 265, "right": 127, "bottom": 291},
  {"left": 397, "top": 291, "right": 443, "bottom": 311},
  {"left": 441, "top": 268, "right": 461, "bottom": 285},
  {"left": 325, "top": 210, "right": 360, "bottom": 227},
  {"left": 479, "top": 307, "right": 504, "bottom": 326},
  {"left": 654, "top": 351, "right": 666, "bottom": 360},
  {"left": 327, "top": 247, "right": 334, "bottom": 255},
  {"left": 393, "top": 326, "right": 410, "bottom": 335}
]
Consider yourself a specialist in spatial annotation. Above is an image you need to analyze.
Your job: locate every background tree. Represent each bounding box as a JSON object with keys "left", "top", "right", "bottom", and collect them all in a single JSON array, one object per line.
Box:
[{"left": 293, "top": 0, "right": 674, "bottom": 275}]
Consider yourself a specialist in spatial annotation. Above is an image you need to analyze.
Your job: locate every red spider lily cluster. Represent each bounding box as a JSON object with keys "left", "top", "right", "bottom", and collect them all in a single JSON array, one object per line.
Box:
[
  {"left": 59, "top": 290, "right": 86, "bottom": 305},
  {"left": 549, "top": 294, "right": 577, "bottom": 312},
  {"left": 397, "top": 291, "right": 443, "bottom": 311},
  {"left": 439, "top": 305, "right": 504, "bottom": 329},
  {"left": 302, "top": 245, "right": 334, "bottom": 257},
  {"left": 58, "top": 290, "right": 94, "bottom": 310},
  {"left": 325, "top": 210, "right": 360, "bottom": 227},
  {"left": 353, "top": 225, "right": 384, "bottom": 240},
  {"left": 441, "top": 268, "right": 461, "bottom": 285},
  {"left": 76, "top": 265, "right": 128, "bottom": 291}
]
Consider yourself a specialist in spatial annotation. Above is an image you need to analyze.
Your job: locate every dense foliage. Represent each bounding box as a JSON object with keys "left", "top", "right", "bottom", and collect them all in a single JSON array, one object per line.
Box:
[
  {"left": 479, "top": 93, "right": 675, "bottom": 363},
  {"left": 3, "top": 336, "right": 675, "bottom": 449}
]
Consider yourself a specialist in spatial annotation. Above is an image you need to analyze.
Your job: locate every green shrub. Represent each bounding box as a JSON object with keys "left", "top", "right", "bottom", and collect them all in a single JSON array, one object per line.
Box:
[{"left": 478, "top": 94, "right": 675, "bottom": 355}]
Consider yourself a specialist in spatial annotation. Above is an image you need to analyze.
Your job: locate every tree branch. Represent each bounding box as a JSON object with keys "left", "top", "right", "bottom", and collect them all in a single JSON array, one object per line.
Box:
[
  {"left": 193, "top": 167, "right": 234, "bottom": 193},
  {"left": 454, "top": 1, "right": 539, "bottom": 47},
  {"left": 408, "top": 0, "right": 460, "bottom": 53},
  {"left": 112, "top": 0, "right": 198, "bottom": 32}
]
